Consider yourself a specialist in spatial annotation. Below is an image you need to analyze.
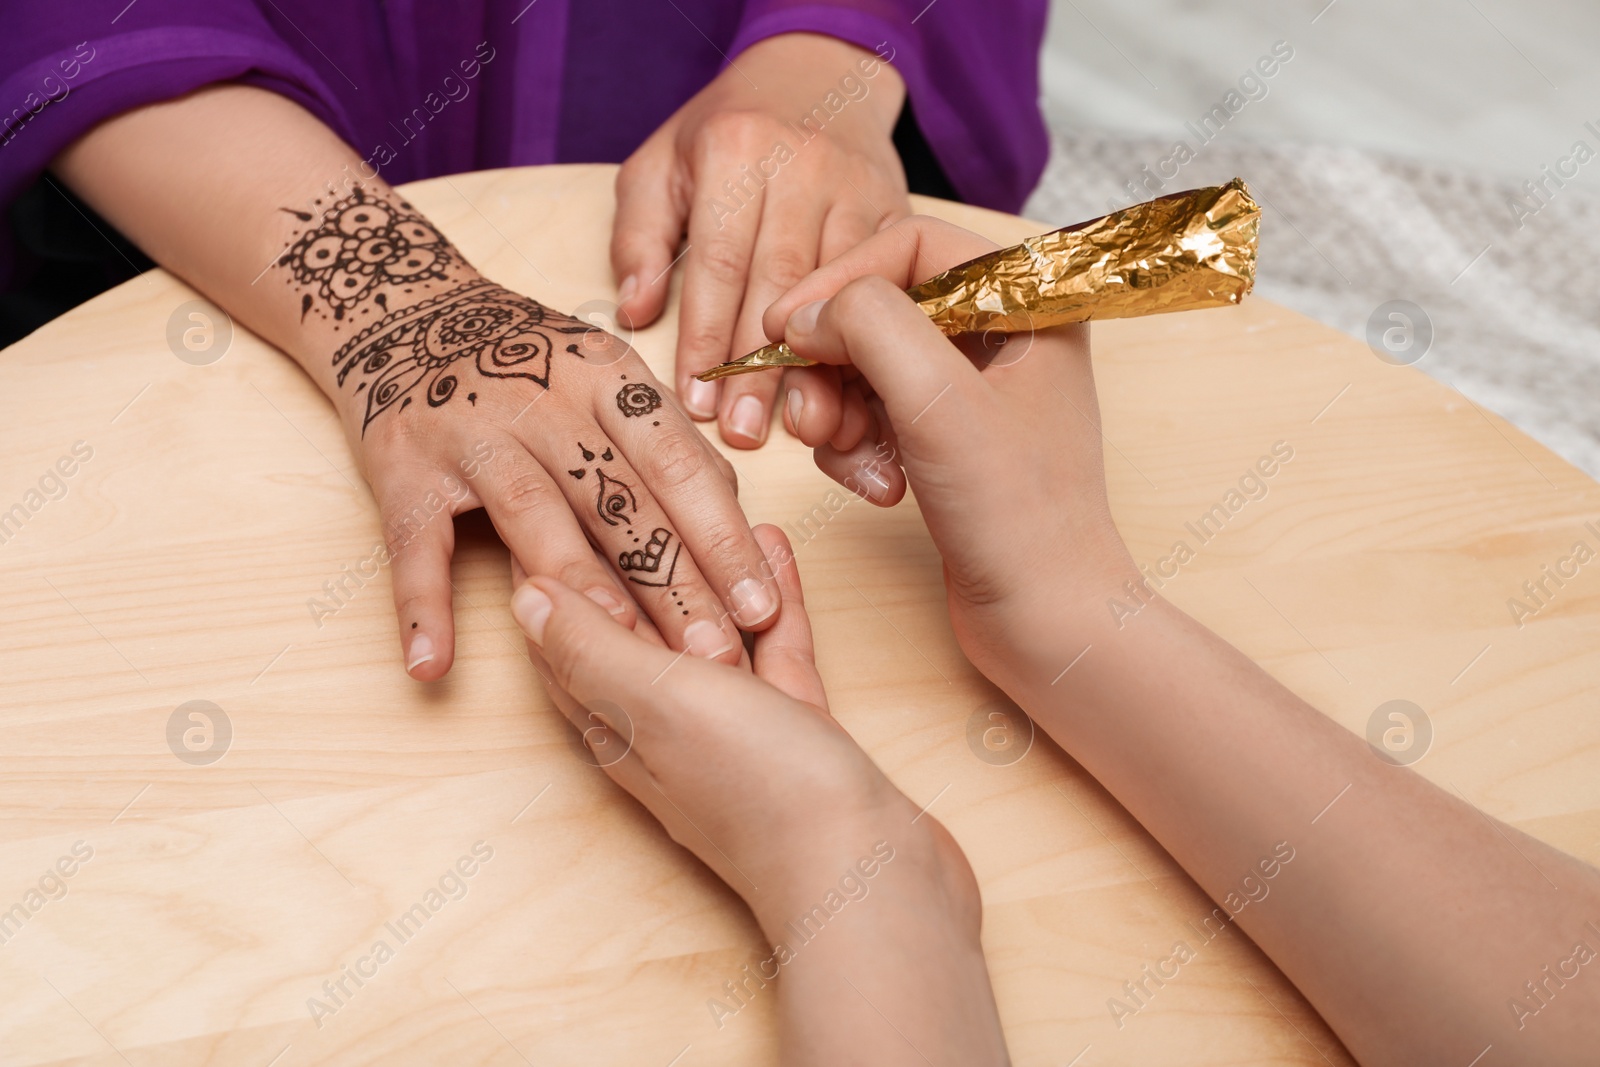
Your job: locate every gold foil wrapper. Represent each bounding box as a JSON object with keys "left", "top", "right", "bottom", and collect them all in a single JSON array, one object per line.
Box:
[{"left": 696, "top": 177, "right": 1259, "bottom": 381}]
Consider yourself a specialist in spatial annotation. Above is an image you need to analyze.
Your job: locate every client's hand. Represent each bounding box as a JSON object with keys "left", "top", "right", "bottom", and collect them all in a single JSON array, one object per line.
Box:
[
  {"left": 54, "top": 85, "right": 787, "bottom": 683},
  {"left": 335, "top": 273, "right": 779, "bottom": 678},
  {"left": 761, "top": 216, "right": 1138, "bottom": 677},
  {"left": 509, "top": 526, "right": 1008, "bottom": 1066},
  {"left": 610, "top": 33, "right": 909, "bottom": 449}
]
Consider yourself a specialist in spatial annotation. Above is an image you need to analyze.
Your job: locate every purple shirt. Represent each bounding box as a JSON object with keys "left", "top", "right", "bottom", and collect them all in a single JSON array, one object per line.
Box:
[{"left": 0, "top": 0, "right": 1047, "bottom": 290}]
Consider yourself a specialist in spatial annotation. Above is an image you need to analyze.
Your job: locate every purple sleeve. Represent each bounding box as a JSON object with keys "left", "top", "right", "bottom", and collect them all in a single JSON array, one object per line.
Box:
[
  {"left": 0, "top": 1, "right": 354, "bottom": 212},
  {"left": 725, "top": 0, "right": 1049, "bottom": 213}
]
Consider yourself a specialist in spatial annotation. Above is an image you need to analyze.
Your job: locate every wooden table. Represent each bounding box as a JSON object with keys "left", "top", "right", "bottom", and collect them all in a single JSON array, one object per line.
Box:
[{"left": 3, "top": 165, "right": 1597, "bottom": 1066}]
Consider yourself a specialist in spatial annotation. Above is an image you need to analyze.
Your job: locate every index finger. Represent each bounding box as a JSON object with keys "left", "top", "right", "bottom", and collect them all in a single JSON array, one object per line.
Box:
[
  {"left": 759, "top": 215, "right": 1001, "bottom": 343},
  {"left": 674, "top": 144, "right": 766, "bottom": 419}
]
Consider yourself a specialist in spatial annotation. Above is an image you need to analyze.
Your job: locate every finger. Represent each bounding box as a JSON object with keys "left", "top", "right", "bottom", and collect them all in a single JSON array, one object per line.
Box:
[
  {"left": 513, "top": 581, "right": 769, "bottom": 896},
  {"left": 708, "top": 437, "right": 740, "bottom": 495},
  {"left": 748, "top": 525, "right": 828, "bottom": 711},
  {"left": 818, "top": 197, "right": 881, "bottom": 265},
  {"left": 786, "top": 274, "right": 985, "bottom": 439},
  {"left": 517, "top": 544, "right": 682, "bottom": 663},
  {"left": 675, "top": 141, "right": 766, "bottom": 419},
  {"left": 760, "top": 214, "right": 999, "bottom": 343},
  {"left": 611, "top": 137, "right": 687, "bottom": 331},
  {"left": 375, "top": 472, "right": 462, "bottom": 681},
  {"left": 639, "top": 371, "right": 740, "bottom": 494},
  {"left": 513, "top": 579, "right": 737, "bottom": 830},
  {"left": 830, "top": 379, "right": 872, "bottom": 452},
  {"left": 815, "top": 418, "right": 906, "bottom": 507},
  {"left": 782, "top": 364, "right": 842, "bottom": 446},
  {"left": 511, "top": 580, "right": 661, "bottom": 799},
  {"left": 468, "top": 442, "right": 639, "bottom": 628},
  {"left": 540, "top": 427, "right": 745, "bottom": 664},
  {"left": 598, "top": 379, "right": 781, "bottom": 633},
  {"left": 511, "top": 575, "right": 698, "bottom": 723},
  {"left": 716, "top": 184, "right": 827, "bottom": 448}
]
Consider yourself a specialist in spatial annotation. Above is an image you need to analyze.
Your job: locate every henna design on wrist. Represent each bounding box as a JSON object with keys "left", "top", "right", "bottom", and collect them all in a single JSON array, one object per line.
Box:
[
  {"left": 616, "top": 382, "right": 662, "bottom": 418},
  {"left": 279, "top": 185, "right": 465, "bottom": 326},
  {"left": 332, "top": 281, "right": 590, "bottom": 434}
]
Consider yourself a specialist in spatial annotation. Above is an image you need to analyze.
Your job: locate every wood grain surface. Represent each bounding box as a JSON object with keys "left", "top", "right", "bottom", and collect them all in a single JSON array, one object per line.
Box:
[{"left": 2, "top": 164, "right": 1596, "bottom": 1066}]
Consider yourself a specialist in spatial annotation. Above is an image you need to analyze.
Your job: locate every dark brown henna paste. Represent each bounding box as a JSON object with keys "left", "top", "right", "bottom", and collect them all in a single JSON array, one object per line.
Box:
[
  {"left": 616, "top": 382, "right": 662, "bottom": 418},
  {"left": 332, "top": 281, "right": 589, "bottom": 435},
  {"left": 279, "top": 186, "right": 464, "bottom": 323},
  {"left": 619, "top": 528, "right": 682, "bottom": 587}
]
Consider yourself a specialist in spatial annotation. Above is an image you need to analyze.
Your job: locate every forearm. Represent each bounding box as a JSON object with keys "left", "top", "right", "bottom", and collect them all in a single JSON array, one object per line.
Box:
[
  {"left": 52, "top": 84, "right": 482, "bottom": 405},
  {"left": 991, "top": 584, "right": 1600, "bottom": 1065}
]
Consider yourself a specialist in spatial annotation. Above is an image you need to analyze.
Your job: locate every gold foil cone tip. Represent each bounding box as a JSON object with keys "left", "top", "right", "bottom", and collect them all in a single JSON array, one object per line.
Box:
[{"left": 695, "top": 341, "right": 812, "bottom": 381}]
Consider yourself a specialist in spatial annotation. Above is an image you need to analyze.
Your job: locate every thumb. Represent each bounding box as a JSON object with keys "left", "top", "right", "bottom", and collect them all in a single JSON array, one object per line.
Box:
[
  {"left": 511, "top": 574, "right": 683, "bottom": 714},
  {"left": 611, "top": 138, "right": 686, "bottom": 330},
  {"left": 783, "top": 275, "right": 984, "bottom": 444}
]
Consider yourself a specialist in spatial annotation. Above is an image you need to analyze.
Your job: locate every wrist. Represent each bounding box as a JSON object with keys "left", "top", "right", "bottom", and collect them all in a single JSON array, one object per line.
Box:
[
  {"left": 743, "top": 812, "right": 1002, "bottom": 1063},
  {"left": 744, "top": 802, "right": 980, "bottom": 952},
  {"left": 307, "top": 266, "right": 490, "bottom": 437},
  {"left": 955, "top": 538, "right": 1144, "bottom": 693},
  {"left": 732, "top": 33, "right": 905, "bottom": 136}
]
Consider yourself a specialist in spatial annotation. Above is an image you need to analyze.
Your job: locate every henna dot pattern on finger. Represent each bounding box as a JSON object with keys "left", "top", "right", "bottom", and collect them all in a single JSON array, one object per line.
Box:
[
  {"left": 616, "top": 382, "right": 662, "bottom": 418},
  {"left": 619, "top": 528, "right": 682, "bottom": 588},
  {"left": 332, "top": 282, "right": 590, "bottom": 434}
]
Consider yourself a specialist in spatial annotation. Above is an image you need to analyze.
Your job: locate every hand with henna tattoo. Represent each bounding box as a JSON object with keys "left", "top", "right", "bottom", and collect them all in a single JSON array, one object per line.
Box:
[{"left": 53, "top": 84, "right": 783, "bottom": 679}]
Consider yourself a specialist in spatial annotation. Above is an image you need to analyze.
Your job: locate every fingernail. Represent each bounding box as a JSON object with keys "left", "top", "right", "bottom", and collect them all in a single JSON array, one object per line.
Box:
[
  {"left": 618, "top": 274, "right": 639, "bottom": 304},
  {"left": 851, "top": 461, "right": 892, "bottom": 501},
  {"left": 684, "top": 377, "right": 718, "bottom": 419},
  {"left": 684, "top": 619, "right": 735, "bottom": 659},
  {"left": 786, "top": 387, "right": 804, "bottom": 431},
  {"left": 788, "top": 300, "right": 825, "bottom": 336},
  {"left": 586, "top": 586, "right": 627, "bottom": 618},
  {"left": 730, "top": 394, "right": 767, "bottom": 443},
  {"left": 730, "top": 578, "right": 777, "bottom": 626},
  {"left": 406, "top": 633, "right": 436, "bottom": 674},
  {"left": 511, "top": 585, "right": 553, "bottom": 644}
]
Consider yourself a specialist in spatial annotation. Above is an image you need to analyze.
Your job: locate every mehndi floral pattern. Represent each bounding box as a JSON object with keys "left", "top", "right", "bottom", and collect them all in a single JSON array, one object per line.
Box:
[
  {"left": 279, "top": 186, "right": 461, "bottom": 322},
  {"left": 332, "top": 281, "right": 591, "bottom": 434}
]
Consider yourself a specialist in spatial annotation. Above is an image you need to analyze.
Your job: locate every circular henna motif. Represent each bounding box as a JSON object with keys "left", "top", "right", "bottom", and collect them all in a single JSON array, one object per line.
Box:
[
  {"left": 280, "top": 186, "right": 459, "bottom": 317},
  {"left": 616, "top": 382, "right": 662, "bottom": 418}
]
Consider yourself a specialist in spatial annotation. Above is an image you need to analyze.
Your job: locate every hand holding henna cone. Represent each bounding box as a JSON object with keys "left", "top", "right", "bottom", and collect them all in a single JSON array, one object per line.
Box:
[{"left": 696, "top": 178, "right": 1259, "bottom": 381}]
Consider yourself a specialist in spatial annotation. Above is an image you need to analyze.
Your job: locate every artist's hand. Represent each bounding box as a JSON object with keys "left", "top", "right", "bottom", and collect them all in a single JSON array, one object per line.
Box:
[
  {"left": 762, "top": 216, "right": 1139, "bottom": 675},
  {"left": 611, "top": 32, "right": 909, "bottom": 449},
  {"left": 331, "top": 274, "right": 781, "bottom": 679},
  {"left": 510, "top": 527, "right": 1007, "bottom": 1064}
]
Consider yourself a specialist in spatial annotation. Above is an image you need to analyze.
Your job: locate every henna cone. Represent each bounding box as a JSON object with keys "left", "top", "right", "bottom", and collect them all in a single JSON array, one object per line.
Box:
[{"left": 696, "top": 178, "right": 1260, "bottom": 381}]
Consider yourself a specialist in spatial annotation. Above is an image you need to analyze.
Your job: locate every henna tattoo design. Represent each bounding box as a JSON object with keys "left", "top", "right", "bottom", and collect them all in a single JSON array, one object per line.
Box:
[
  {"left": 561, "top": 445, "right": 687, "bottom": 600},
  {"left": 616, "top": 382, "right": 662, "bottom": 418},
  {"left": 568, "top": 443, "right": 639, "bottom": 527},
  {"left": 332, "top": 282, "right": 590, "bottom": 434},
  {"left": 279, "top": 186, "right": 464, "bottom": 324},
  {"left": 619, "top": 528, "right": 682, "bottom": 587},
  {"left": 594, "top": 470, "right": 637, "bottom": 526}
]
